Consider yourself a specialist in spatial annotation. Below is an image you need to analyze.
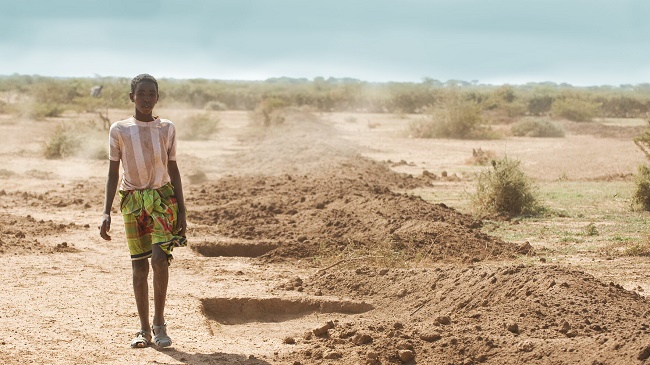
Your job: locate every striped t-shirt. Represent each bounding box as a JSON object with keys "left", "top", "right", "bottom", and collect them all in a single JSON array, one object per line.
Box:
[{"left": 109, "top": 116, "right": 177, "bottom": 191}]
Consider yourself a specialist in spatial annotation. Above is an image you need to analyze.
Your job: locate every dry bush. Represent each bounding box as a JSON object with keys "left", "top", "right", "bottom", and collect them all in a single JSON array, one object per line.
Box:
[
  {"left": 251, "top": 97, "right": 288, "bottom": 127},
  {"left": 43, "top": 124, "right": 80, "bottom": 159},
  {"left": 180, "top": 113, "right": 220, "bottom": 140},
  {"left": 43, "top": 121, "right": 109, "bottom": 160},
  {"left": 409, "top": 93, "right": 497, "bottom": 139},
  {"left": 633, "top": 124, "right": 650, "bottom": 210},
  {"left": 511, "top": 119, "right": 565, "bottom": 137},
  {"left": 624, "top": 241, "right": 650, "bottom": 256},
  {"left": 465, "top": 148, "right": 496, "bottom": 166},
  {"left": 632, "top": 164, "right": 650, "bottom": 211},
  {"left": 471, "top": 156, "right": 541, "bottom": 217}
]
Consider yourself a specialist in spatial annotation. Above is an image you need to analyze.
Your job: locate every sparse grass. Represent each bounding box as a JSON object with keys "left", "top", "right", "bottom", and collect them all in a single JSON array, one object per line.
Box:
[
  {"left": 412, "top": 172, "right": 649, "bottom": 262},
  {"left": 423, "top": 179, "right": 650, "bottom": 259},
  {"left": 314, "top": 238, "right": 409, "bottom": 269}
]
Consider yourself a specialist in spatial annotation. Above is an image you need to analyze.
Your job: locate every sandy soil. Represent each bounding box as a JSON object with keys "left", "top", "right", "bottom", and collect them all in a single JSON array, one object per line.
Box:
[{"left": 0, "top": 110, "right": 649, "bottom": 365}]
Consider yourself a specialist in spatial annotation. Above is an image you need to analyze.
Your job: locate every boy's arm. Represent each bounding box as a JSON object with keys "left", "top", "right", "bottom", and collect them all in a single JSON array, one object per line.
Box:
[
  {"left": 100, "top": 160, "right": 120, "bottom": 241},
  {"left": 168, "top": 160, "right": 187, "bottom": 236}
]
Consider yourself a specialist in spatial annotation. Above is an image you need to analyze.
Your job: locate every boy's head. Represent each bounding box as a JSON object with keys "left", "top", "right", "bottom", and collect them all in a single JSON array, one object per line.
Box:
[
  {"left": 130, "top": 74, "right": 159, "bottom": 117},
  {"left": 130, "top": 74, "right": 158, "bottom": 94}
]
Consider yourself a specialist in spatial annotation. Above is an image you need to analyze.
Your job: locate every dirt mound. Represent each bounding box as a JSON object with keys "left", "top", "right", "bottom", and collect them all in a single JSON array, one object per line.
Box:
[
  {"left": 188, "top": 112, "right": 518, "bottom": 263},
  {"left": 277, "top": 265, "right": 650, "bottom": 364},
  {"left": 0, "top": 213, "right": 80, "bottom": 255},
  {"left": 0, "top": 179, "right": 104, "bottom": 212},
  {"left": 187, "top": 164, "right": 516, "bottom": 263}
]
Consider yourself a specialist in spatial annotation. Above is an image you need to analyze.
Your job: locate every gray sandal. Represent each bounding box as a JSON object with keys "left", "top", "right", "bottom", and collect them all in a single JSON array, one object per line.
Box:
[
  {"left": 130, "top": 330, "right": 151, "bottom": 348},
  {"left": 152, "top": 323, "right": 172, "bottom": 348}
]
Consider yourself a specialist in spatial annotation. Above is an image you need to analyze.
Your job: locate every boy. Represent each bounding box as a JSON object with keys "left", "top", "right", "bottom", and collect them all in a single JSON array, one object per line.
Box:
[{"left": 100, "top": 74, "right": 187, "bottom": 348}]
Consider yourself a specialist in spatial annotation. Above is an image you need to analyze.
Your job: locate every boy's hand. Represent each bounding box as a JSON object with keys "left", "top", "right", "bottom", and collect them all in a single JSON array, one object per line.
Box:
[
  {"left": 177, "top": 210, "right": 187, "bottom": 237},
  {"left": 100, "top": 213, "right": 112, "bottom": 240}
]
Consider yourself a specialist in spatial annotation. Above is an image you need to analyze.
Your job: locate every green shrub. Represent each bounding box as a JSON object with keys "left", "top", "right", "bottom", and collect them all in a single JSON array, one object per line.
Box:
[
  {"left": 633, "top": 164, "right": 650, "bottom": 211},
  {"left": 409, "top": 93, "right": 495, "bottom": 139},
  {"left": 511, "top": 119, "right": 565, "bottom": 137},
  {"left": 471, "top": 156, "right": 541, "bottom": 216},
  {"left": 551, "top": 98, "right": 600, "bottom": 122},
  {"left": 180, "top": 113, "right": 220, "bottom": 140},
  {"left": 43, "top": 124, "right": 80, "bottom": 159}
]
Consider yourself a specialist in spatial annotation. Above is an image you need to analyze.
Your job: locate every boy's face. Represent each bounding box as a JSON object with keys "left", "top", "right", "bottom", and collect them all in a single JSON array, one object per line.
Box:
[{"left": 130, "top": 81, "right": 158, "bottom": 115}]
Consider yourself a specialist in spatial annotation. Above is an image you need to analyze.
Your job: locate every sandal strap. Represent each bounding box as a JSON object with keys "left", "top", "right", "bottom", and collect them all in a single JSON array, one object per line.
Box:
[
  {"left": 152, "top": 323, "right": 172, "bottom": 347},
  {"left": 131, "top": 330, "right": 151, "bottom": 348}
]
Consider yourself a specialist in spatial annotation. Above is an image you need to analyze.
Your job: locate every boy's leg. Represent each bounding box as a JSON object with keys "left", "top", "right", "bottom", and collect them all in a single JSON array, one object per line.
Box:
[
  {"left": 151, "top": 244, "right": 169, "bottom": 326},
  {"left": 132, "top": 258, "right": 151, "bottom": 336}
]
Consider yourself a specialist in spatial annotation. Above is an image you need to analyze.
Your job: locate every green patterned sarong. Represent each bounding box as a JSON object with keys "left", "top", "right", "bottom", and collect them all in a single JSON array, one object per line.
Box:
[{"left": 119, "top": 183, "right": 187, "bottom": 264}]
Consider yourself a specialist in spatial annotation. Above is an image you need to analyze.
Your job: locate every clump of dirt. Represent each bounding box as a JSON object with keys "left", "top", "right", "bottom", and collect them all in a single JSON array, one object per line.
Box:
[
  {"left": 188, "top": 111, "right": 519, "bottom": 263},
  {"left": 0, "top": 213, "right": 81, "bottom": 255},
  {"left": 278, "top": 265, "right": 650, "bottom": 364}
]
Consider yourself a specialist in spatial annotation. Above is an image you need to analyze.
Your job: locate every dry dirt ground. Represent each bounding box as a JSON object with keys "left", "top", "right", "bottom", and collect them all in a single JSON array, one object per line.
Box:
[{"left": 0, "top": 109, "right": 649, "bottom": 365}]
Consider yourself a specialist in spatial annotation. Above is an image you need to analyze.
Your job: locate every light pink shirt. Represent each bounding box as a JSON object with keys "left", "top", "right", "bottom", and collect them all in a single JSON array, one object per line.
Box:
[{"left": 109, "top": 117, "right": 177, "bottom": 191}]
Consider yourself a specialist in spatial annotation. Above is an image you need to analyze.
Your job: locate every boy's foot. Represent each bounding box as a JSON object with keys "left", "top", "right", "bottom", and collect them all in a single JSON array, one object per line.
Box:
[
  {"left": 130, "top": 330, "right": 151, "bottom": 348},
  {"left": 152, "top": 323, "right": 172, "bottom": 348}
]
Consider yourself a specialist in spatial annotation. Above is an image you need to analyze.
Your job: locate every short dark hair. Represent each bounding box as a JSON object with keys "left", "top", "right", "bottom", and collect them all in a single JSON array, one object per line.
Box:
[{"left": 130, "top": 74, "right": 158, "bottom": 93}]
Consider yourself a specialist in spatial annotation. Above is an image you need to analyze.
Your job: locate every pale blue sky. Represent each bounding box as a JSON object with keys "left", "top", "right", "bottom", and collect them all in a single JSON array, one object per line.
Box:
[{"left": 1, "top": 0, "right": 649, "bottom": 85}]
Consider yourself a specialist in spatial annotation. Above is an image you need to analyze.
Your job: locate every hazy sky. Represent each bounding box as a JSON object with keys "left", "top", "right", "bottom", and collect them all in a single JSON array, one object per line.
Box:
[{"left": 1, "top": 0, "right": 649, "bottom": 85}]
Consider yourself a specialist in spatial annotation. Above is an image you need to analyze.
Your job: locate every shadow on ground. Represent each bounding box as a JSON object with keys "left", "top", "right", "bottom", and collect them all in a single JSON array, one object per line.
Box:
[{"left": 155, "top": 348, "right": 272, "bottom": 365}]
